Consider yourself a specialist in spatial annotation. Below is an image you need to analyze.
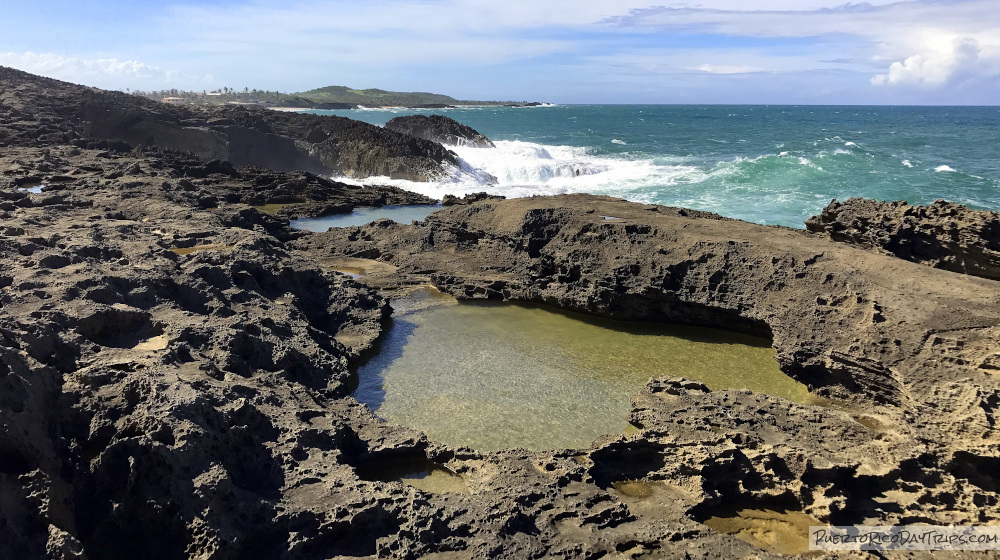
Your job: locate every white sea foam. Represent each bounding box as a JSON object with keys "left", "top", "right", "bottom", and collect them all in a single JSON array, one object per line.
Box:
[
  {"left": 845, "top": 141, "right": 857, "bottom": 147},
  {"left": 611, "top": 139, "right": 627, "bottom": 145},
  {"left": 334, "top": 139, "right": 704, "bottom": 200},
  {"left": 935, "top": 165, "right": 956, "bottom": 173},
  {"left": 331, "top": 140, "right": 852, "bottom": 221},
  {"left": 902, "top": 160, "right": 914, "bottom": 167}
]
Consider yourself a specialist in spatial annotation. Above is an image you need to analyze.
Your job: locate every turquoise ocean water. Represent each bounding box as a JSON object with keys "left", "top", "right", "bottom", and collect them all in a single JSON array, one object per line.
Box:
[{"left": 309, "top": 105, "right": 1000, "bottom": 228}]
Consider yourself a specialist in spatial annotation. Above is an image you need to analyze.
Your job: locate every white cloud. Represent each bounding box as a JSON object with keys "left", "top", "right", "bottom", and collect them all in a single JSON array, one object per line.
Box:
[
  {"left": 155, "top": 0, "right": 900, "bottom": 81},
  {"left": 6, "top": 0, "right": 998, "bottom": 102},
  {"left": 0, "top": 51, "right": 215, "bottom": 90},
  {"left": 608, "top": 1, "right": 1000, "bottom": 40},
  {"left": 159, "top": 1, "right": 583, "bottom": 66},
  {"left": 872, "top": 36, "right": 1000, "bottom": 87},
  {"left": 586, "top": 48, "right": 830, "bottom": 78},
  {"left": 697, "top": 64, "right": 765, "bottom": 74},
  {"left": 607, "top": 1, "right": 1000, "bottom": 92}
]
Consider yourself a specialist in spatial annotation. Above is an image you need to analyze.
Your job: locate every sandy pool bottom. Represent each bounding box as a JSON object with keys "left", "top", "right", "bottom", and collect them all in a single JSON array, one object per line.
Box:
[{"left": 354, "top": 295, "right": 812, "bottom": 452}]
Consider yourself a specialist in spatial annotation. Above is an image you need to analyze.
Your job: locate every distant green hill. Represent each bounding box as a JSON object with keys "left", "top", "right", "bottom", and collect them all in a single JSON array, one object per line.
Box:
[{"left": 294, "top": 85, "right": 538, "bottom": 108}]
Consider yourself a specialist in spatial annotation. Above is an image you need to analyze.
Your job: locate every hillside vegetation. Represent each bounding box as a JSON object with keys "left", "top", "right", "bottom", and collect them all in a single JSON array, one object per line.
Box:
[
  {"left": 294, "top": 85, "right": 539, "bottom": 107},
  {"left": 131, "top": 84, "right": 540, "bottom": 109}
]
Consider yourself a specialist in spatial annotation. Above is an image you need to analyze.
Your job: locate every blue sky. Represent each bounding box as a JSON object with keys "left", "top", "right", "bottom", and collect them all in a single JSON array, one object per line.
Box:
[{"left": 3, "top": 0, "right": 999, "bottom": 104}]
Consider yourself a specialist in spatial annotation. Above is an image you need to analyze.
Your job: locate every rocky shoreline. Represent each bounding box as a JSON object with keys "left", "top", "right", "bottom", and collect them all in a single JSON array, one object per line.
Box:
[
  {"left": 2, "top": 68, "right": 999, "bottom": 559},
  {"left": 385, "top": 115, "right": 496, "bottom": 149}
]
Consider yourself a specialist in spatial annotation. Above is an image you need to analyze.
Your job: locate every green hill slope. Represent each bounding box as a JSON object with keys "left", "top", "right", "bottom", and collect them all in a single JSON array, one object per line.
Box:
[{"left": 294, "top": 85, "right": 537, "bottom": 107}]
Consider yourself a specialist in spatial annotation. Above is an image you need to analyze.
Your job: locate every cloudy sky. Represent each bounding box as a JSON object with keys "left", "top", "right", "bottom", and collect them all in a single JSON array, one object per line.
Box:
[{"left": 2, "top": 0, "right": 998, "bottom": 104}]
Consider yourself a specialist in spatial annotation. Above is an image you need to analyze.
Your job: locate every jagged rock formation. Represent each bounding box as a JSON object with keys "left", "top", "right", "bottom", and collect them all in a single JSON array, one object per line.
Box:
[
  {"left": 806, "top": 198, "right": 1000, "bottom": 280},
  {"left": 385, "top": 114, "right": 495, "bottom": 148},
  {"left": 4, "top": 68, "right": 1000, "bottom": 559},
  {"left": 0, "top": 145, "right": 787, "bottom": 560},
  {"left": 299, "top": 194, "right": 1000, "bottom": 542},
  {"left": 0, "top": 66, "right": 456, "bottom": 181},
  {"left": 441, "top": 191, "right": 505, "bottom": 206},
  {"left": 0, "top": 145, "right": 391, "bottom": 558}
]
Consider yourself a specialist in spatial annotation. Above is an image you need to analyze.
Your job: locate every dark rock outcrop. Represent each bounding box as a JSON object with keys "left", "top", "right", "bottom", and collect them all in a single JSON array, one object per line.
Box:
[
  {"left": 0, "top": 66, "right": 456, "bottom": 181},
  {"left": 806, "top": 197, "right": 1000, "bottom": 280},
  {"left": 441, "top": 191, "right": 505, "bottom": 206},
  {"left": 298, "top": 194, "right": 1000, "bottom": 537},
  {"left": 227, "top": 165, "right": 436, "bottom": 219},
  {"left": 385, "top": 114, "right": 495, "bottom": 148},
  {"left": 0, "top": 145, "right": 786, "bottom": 560},
  {"left": 4, "top": 67, "right": 1000, "bottom": 559}
]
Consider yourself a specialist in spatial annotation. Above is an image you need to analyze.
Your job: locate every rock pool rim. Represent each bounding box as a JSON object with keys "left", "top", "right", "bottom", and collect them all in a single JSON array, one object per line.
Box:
[
  {"left": 348, "top": 291, "right": 783, "bottom": 389},
  {"left": 289, "top": 203, "right": 443, "bottom": 231},
  {"left": 349, "top": 292, "right": 815, "bottom": 452}
]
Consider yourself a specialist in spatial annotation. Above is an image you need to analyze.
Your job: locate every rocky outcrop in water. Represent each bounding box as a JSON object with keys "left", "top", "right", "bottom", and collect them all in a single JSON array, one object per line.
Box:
[
  {"left": 441, "top": 191, "right": 506, "bottom": 206},
  {"left": 0, "top": 66, "right": 456, "bottom": 181},
  {"left": 385, "top": 114, "right": 495, "bottom": 148},
  {"left": 806, "top": 197, "right": 1000, "bottom": 280},
  {"left": 4, "top": 67, "right": 1000, "bottom": 559},
  {"left": 226, "top": 164, "right": 435, "bottom": 219}
]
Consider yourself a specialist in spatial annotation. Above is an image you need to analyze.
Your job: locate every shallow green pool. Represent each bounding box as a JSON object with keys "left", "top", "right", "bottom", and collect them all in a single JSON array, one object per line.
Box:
[{"left": 354, "top": 293, "right": 811, "bottom": 452}]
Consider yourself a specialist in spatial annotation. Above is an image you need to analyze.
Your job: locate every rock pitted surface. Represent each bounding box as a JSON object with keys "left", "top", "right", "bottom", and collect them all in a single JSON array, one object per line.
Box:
[
  {"left": 806, "top": 197, "right": 1000, "bottom": 280},
  {"left": 385, "top": 114, "right": 495, "bottom": 148},
  {"left": 299, "top": 194, "right": 1000, "bottom": 540},
  {"left": 0, "top": 147, "right": 805, "bottom": 560},
  {"left": 0, "top": 66, "right": 456, "bottom": 181},
  {"left": 4, "top": 68, "right": 1000, "bottom": 559}
]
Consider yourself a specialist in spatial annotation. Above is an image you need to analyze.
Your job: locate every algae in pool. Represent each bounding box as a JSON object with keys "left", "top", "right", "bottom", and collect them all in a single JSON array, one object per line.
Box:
[
  {"left": 701, "top": 508, "right": 822, "bottom": 556},
  {"left": 354, "top": 298, "right": 811, "bottom": 452},
  {"left": 250, "top": 203, "right": 294, "bottom": 215}
]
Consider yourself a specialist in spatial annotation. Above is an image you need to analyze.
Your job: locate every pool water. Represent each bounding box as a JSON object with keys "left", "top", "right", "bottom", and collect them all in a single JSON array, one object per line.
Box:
[
  {"left": 290, "top": 204, "right": 441, "bottom": 231},
  {"left": 354, "top": 292, "right": 812, "bottom": 452}
]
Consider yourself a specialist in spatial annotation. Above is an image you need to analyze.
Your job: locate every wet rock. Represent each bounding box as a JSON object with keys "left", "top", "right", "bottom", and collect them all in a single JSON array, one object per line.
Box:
[
  {"left": 385, "top": 114, "right": 495, "bottom": 148},
  {"left": 441, "top": 192, "right": 506, "bottom": 206}
]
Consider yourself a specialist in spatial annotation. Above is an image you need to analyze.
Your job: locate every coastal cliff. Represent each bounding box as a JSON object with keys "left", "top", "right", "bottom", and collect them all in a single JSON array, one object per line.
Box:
[
  {"left": 385, "top": 114, "right": 496, "bottom": 148},
  {"left": 2, "top": 68, "right": 999, "bottom": 559},
  {"left": 0, "top": 66, "right": 456, "bottom": 181}
]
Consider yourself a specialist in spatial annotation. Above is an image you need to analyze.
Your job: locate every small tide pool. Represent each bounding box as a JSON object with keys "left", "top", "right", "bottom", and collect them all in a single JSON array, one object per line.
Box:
[
  {"left": 700, "top": 507, "right": 822, "bottom": 556},
  {"left": 354, "top": 290, "right": 813, "bottom": 452},
  {"left": 290, "top": 204, "right": 442, "bottom": 231}
]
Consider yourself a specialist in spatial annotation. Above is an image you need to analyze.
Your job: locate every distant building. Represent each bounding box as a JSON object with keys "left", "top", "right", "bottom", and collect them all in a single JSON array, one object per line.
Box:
[{"left": 161, "top": 97, "right": 185, "bottom": 104}]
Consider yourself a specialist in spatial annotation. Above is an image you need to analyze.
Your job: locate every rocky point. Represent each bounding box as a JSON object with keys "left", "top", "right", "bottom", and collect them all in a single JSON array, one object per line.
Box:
[{"left": 2, "top": 67, "right": 999, "bottom": 559}]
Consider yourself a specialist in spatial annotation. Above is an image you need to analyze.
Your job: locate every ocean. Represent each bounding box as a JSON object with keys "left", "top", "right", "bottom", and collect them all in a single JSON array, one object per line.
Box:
[{"left": 308, "top": 105, "right": 1000, "bottom": 228}]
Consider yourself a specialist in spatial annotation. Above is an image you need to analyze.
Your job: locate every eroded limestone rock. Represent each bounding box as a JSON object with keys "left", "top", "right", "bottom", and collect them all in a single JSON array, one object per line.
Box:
[{"left": 807, "top": 197, "right": 1000, "bottom": 280}]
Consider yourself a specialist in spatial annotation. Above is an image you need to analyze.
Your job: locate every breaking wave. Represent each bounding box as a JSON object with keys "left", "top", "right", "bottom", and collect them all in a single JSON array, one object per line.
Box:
[
  {"left": 329, "top": 116, "right": 996, "bottom": 228},
  {"left": 337, "top": 140, "right": 703, "bottom": 201}
]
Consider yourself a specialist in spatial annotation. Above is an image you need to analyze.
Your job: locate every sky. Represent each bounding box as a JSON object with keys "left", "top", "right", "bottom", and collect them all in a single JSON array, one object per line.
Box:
[{"left": 2, "top": 0, "right": 998, "bottom": 104}]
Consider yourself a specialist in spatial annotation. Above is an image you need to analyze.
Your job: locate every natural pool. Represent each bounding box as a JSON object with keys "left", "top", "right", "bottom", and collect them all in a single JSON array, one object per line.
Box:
[
  {"left": 700, "top": 508, "right": 821, "bottom": 556},
  {"left": 290, "top": 204, "right": 442, "bottom": 231},
  {"left": 354, "top": 290, "right": 814, "bottom": 452}
]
